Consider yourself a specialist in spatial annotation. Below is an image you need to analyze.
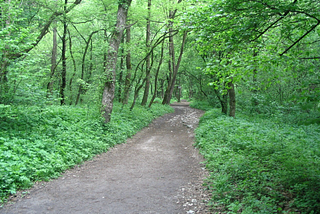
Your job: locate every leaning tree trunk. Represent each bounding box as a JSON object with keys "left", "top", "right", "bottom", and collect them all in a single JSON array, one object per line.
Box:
[
  {"left": 162, "top": 31, "right": 187, "bottom": 104},
  {"left": 101, "top": 0, "right": 132, "bottom": 123},
  {"left": 148, "top": 40, "right": 164, "bottom": 107},
  {"left": 75, "top": 31, "right": 99, "bottom": 105}
]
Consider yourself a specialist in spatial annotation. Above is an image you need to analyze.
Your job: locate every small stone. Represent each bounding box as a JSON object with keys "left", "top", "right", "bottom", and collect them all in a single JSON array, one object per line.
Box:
[{"left": 187, "top": 210, "right": 195, "bottom": 214}]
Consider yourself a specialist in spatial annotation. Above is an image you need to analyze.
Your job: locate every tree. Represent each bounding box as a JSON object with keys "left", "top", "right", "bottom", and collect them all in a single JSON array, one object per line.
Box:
[
  {"left": 148, "top": 40, "right": 165, "bottom": 107},
  {"left": 122, "top": 26, "right": 132, "bottom": 105},
  {"left": 60, "top": 0, "right": 68, "bottom": 105},
  {"left": 162, "top": 31, "right": 187, "bottom": 104},
  {"left": 101, "top": 0, "right": 132, "bottom": 123},
  {"left": 184, "top": 0, "right": 320, "bottom": 116},
  {"left": 161, "top": 0, "right": 186, "bottom": 104},
  {"left": 47, "top": 25, "right": 58, "bottom": 97},
  {"left": 141, "top": 0, "right": 152, "bottom": 106},
  {"left": 0, "top": 0, "right": 82, "bottom": 104}
]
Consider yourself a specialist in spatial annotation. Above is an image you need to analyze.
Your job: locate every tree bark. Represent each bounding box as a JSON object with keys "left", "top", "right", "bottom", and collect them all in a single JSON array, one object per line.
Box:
[
  {"left": 122, "top": 27, "right": 132, "bottom": 105},
  {"left": 148, "top": 41, "right": 164, "bottom": 107},
  {"left": 130, "top": 76, "right": 146, "bottom": 111},
  {"left": 162, "top": 31, "right": 187, "bottom": 104},
  {"left": 222, "top": 93, "right": 228, "bottom": 115},
  {"left": 75, "top": 30, "right": 100, "bottom": 105},
  {"left": 47, "top": 25, "right": 57, "bottom": 97},
  {"left": 214, "top": 88, "right": 228, "bottom": 115},
  {"left": 68, "top": 29, "right": 77, "bottom": 105},
  {"left": 118, "top": 37, "right": 125, "bottom": 102},
  {"left": 228, "top": 79, "right": 236, "bottom": 117},
  {"left": 60, "top": 1, "right": 68, "bottom": 105},
  {"left": 101, "top": 0, "right": 132, "bottom": 123},
  {"left": 141, "top": 0, "right": 152, "bottom": 106}
]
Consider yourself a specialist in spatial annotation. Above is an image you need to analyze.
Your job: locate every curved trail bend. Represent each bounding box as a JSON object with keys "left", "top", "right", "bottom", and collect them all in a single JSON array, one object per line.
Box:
[{"left": 1, "top": 103, "right": 210, "bottom": 214}]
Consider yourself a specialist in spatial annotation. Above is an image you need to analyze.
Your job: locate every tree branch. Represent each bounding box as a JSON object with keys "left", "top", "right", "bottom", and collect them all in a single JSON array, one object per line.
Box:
[
  {"left": 280, "top": 21, "right": 320, "bottom": 56},
  {"left": 251, "top": 12, "right": 289, "bottom": 42},
  {"left": 10, "top": 0, "right": 82, "bottom": 59}
]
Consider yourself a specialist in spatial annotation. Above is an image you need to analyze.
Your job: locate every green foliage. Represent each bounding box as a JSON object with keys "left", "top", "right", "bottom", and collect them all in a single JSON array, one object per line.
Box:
[
  {"left": 195, "top": 109, "right": 320, "bottom": 213},
  {"left": 183, "top": 0, "right": 320, "bottom": 119},
  {"left": 189, "top": 100, "right": 214, "bottom": 111},
  {"left": 0, "top": 103, "right": 173, "bottom": 204}
]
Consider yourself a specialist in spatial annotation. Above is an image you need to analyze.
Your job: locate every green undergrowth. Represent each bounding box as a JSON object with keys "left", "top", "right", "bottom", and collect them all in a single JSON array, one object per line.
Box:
[
  {"left": 195, "top": 109, "right": 320, "bottom": 213},
  {"left": 0, "top": 103, "right": 173, "bottom": 204},
  {"left": 190, "top": 100, "right": 214, "bottom": 111}
]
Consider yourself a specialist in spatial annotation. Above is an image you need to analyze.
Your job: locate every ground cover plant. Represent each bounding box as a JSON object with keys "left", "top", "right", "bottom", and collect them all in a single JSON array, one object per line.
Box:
[
  {"left": 189, "top": 100, "right": 215, "bottom": 111},
  {"left": 0, "top": 103, "right": 173, "bottom": 204},
  {"left": 195, "top": 109, "right": 320, "bottom": 213}
]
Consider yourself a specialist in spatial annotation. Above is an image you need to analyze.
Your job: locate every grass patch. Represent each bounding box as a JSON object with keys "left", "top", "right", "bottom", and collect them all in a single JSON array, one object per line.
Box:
[
  {"left": 0, "top": 103, "right": 173, "bottom": 204},
  {"left": 195, "top": 109, "right": 320, "bottom": 213}
]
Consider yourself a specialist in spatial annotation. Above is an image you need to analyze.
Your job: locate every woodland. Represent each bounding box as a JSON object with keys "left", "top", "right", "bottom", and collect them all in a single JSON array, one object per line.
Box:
[{"left": 0, "top": 0, "right": 319, "bottom": 213}]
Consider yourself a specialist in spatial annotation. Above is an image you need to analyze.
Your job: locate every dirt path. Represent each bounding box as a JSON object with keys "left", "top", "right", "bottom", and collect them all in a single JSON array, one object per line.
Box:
[{"left": 1, "top": 103, "right": 210, "bottom": 214}]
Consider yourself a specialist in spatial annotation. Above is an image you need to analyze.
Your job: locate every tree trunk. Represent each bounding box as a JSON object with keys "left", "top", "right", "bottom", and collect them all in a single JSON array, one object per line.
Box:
[
  {"left": 141, "top": 0, "right": 152, "bottom": 106},
  {"left": 221, "top": 93, "right": 228, "bottom": 115},
  {"left": 60, "top": 2, "right": 68, "bottom": 105},
  {"left": 122, "top": 27, "right": 132, "bottom": 105},
  {"left": 159, "top": 79, "right": 165, "bottom": 98},
  {"left": 75, "top": 30, "right": 100, "bottom": 105},
  {"left": 162, "top": 27, "right": 175, "bottom": 105},
  {"left": 214, "top": 88, "right": 228, "bottom": 115},
  {"left": 130, "top": 63, "right": 146, "bottom": 110},
  {"left": 148, "top": 41, "right": 164, "bottom": 107},
  {"left": 47, "top": 25, "right": 57, "bottom": 97},
  {"left": 228, "top": 79, "right": 236, "bottom": 117},
  {"left": 0, "top": 51, "right": 10, "bottom": 103},
  {"left": 162, "top": 31, "right": 187, "bottom": 104},
  {"left": 252, "top": 50, "right": 259, "bottom": 111},
  {"left": 162, "top": 51, "right": 172, "bottom": 104},
  {"left": 0, "top": 0, "right": 12, "bottom": 103},
  {"left": 88, "top": 39, "right": 93, "bottom": 83},
  {"left": 130, "top": 77, "right": 146, "bottom": 111},
  {"left": 177, "top": 77, "right": 181, "bottom": 103},
  {"left": 118, "top": 41, "right": 125, "bottom": 102},
  {"left": 68, "top": 29, "right": 77, "bottom": 105},
  {"left": 101, "top": 0, "right": 132, "bottom": 123}
]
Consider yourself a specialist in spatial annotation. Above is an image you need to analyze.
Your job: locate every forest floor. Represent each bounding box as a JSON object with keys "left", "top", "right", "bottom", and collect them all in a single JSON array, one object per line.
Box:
[{"left": 0, "top": 101, "right": 211, "bottom": 214}]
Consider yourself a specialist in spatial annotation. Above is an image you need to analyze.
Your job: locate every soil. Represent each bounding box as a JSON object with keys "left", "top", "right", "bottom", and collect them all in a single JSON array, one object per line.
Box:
[{"left": 0, "top": 101, "right": 211, "bottom": 214}]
